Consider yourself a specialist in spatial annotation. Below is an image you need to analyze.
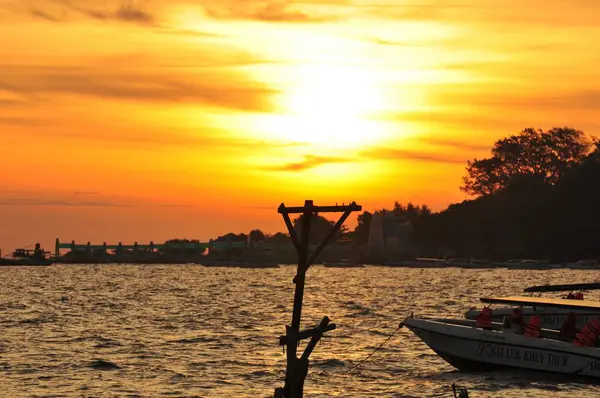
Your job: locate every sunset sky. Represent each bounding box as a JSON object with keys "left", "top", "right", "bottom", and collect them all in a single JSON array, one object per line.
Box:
[{"left": 2, "top": 0, "right": 600, "bottom": 251}]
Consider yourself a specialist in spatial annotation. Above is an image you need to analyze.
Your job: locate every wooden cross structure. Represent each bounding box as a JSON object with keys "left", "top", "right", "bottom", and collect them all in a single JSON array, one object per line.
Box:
[{"left": 274, "top": 200, "right": 362, "bottom": 398}]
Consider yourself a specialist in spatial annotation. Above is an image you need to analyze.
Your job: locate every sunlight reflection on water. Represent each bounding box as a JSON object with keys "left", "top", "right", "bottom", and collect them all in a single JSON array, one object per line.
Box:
[{"left": 1, "top": 265, "right": 600, "bottom": 397}]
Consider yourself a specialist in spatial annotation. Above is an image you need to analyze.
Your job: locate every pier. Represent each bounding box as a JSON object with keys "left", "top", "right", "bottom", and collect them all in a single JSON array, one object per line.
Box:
[
  {"left": 54, "top": 238, "right": 248, "bottom": 257},
  {"left": 54, "top": 238, "right": 248, "bottom": 264}
]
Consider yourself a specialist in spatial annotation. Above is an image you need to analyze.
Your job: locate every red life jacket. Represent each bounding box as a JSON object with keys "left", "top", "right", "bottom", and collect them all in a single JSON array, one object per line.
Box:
[
  {"left": 574, "top": 318, "right": 600, "bottom": 347},
  {"left": 559, "top": 312, "right": 577, "bottom": 338},
  {"left": 524, "top": 315, "right": 541, "bottom": 338},
  {"left": 475, "top": 306, "right": 492, "bottom": 328}
]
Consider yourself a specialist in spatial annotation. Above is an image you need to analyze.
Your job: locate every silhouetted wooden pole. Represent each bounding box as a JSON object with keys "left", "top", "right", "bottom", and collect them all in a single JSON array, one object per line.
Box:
[{"left": 275, "top": 200, "right": 361, "bottom": 398}]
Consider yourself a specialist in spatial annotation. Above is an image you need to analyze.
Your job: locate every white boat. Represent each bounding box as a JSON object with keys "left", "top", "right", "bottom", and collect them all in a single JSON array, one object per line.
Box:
[
  {"left": 465, "top": 282, "right": 600, "bottom": 330},
  {"left": 402, "top": 296, "right": 600, "bottom": 378}
]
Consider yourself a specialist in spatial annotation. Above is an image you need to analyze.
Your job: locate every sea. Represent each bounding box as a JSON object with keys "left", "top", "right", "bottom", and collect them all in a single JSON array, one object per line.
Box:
[{"left": 1, "top": 265, "right": 600, "bottom": 397}]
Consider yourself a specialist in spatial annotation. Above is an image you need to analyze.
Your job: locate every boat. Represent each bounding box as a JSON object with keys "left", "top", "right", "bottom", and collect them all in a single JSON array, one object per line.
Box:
[
  {"left": 465, "top": 282, "right": 600, "bottom": 330},
  {"left": 524, "top": 282, "right": 600, "bottom": 294},
  {"left": 0, "top": 244, "right": 53, "bottom": 266},
  {"left": 402, "top": 296, "right": 600, "bottom": 378}
]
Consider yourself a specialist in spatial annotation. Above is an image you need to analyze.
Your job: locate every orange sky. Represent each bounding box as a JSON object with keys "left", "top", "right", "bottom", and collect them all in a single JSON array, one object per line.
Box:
[{"left": 2, "top": 0, "right": 600, "bottom": 251}]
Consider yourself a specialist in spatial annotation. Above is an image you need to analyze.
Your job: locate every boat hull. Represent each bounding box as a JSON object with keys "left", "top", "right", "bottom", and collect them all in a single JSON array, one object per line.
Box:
[
  {"left": 403, "top": 317, "right": 600, "bottom": 378},
  {"left": 465, "top": 307, "right": 600, "bottom": 330}
]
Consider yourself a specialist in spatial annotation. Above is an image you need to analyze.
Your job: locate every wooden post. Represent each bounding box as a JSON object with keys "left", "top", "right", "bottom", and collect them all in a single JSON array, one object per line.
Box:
[{"left": 275, "top": 200, "right": 361, "bottom": 398}]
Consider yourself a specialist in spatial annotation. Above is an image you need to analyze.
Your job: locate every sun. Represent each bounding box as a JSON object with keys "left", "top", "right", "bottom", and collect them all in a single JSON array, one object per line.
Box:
[{"left": 264, "top": 63, "right": 387, "bottom": 148}]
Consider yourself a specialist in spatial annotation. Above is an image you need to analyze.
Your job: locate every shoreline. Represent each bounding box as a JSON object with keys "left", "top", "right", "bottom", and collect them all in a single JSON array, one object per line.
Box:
[{"left": 2, "top": 261, "right": 600, "bottom": 270}]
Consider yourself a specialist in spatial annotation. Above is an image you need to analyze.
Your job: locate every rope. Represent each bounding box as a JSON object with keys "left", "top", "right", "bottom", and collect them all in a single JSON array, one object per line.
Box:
[
  {"left": 338, "top": 324, "right": 402, "bottom": 376},
  {"left": 332, "top": 317, "right": 403, "bottom": 339}
]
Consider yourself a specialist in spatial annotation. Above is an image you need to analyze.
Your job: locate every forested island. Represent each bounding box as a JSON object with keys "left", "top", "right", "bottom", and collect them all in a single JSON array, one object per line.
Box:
[{"left": 232, "top": 127, "right": 600, "bottom": 263}]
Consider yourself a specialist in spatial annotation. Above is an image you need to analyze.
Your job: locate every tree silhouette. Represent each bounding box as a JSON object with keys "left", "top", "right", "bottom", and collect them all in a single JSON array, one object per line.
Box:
[
  {"left": 461, "top": 127, "right": 593, "bottom": 196},
  {"left": 269, "top": 232, "right": 291, "bottom": 245},
  {"left": 249, "top": 229, "right": 266, "bottom": 242},
  {"left": 218, "top": 232, "right": 247, "bottom": 242},
  {"left": 351, "top": 211, "right": 373, "bottom": 245},
  {"left": 552, "top": 139, "right": 600, "bottom": 260},
  {"left": 293, "top": 214, "right": 342, "bottom": 245}
]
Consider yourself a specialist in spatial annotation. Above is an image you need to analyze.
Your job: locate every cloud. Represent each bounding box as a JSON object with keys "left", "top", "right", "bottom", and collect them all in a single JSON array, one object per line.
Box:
[
  {"left": 486, "top": 91, "right": 600, "bottom": 110},
  {"left": 52, "top": 130, "right": 207, "bottom": 147},
  {"left": 72, "top": 191, "right": 101, "bottom": 195},
  {"left": 0, "top": 191, "right": 196, "bottom": 208},
  {"left": 240, "top": 205, "right": 273, "bottom": 210},
  {"left": 24, "top": 1, "right": 154, "bottom": 25},
  {"left": 14, "top": 0, "right": 600, "bottom": 28},
  {"left": 90, "top": 48, "right": 273, "bottom": 70},
  {"left": 155, "top": 28, "right": 226, "bottom": 39},
  {"left": 361, "top": 1, "right": 600, "bottom": 26},
  {"left": 366, "top": 37, "right": 419, "bottom": 47},
  {"left": 0, "top": 99, "right": 25, "bottom": 107},
  {"left": 417, "top": 136, "right": 491, "bottom": 152},
  {"left": 358, "top": 3, "right": 458, "bottom": 22},
  {"left": 0, "top": 65, "right": 276, "bottom": 111},
  {"left": 0, "top": 117, "right": 48, "bottom": 126},
  {"left": 432, "top": 89, "right": 600, "bottom": 113},
  {"left": 57, "top": 0, "right": 154, "bottom": 24},
  {"left": 31, "top": 0, "right": 337, "bottom": 25},
  {"left": 0, "top": 197, "right": 133, "bottom": 207},
  {"left": 30, "top": 8, "right": 63, "bottom": 21},
  {"left": 263, "top": 155, "right": 351, "bottom": 171},
  {"left": 114, "top": 1, "right": 152, "bottom": 23},
  {"left": 0, "top": 90, "right": 28, "bottom": 106},
  {"left": 379, "top": 111, "right": 525, "bottom": 137},
  {"left": 80, "top": 8, "right": 109, "bottom": 20},
  {"left": 261, "top": 146, "right": 471, "bottom": 171},
  {"left": 203, "top": 1, "right": 337, "bottom": 23},
  {"left": 48, "top": 130, "right": 306, "bottom": 151},
  {"left": 362, "top": 147, "right": 465, "bottom": 164}
]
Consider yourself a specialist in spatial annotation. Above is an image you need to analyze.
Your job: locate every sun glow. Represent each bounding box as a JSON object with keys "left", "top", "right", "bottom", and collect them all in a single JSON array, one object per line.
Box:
[{"left": 265, "top": 63, "right": 387, "bottom": 148}]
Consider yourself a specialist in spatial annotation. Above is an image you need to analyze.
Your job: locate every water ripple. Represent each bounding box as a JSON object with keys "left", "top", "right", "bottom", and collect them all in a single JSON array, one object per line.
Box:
[{"left": 1, "top": 265, "right": 600, "bottom": 396}]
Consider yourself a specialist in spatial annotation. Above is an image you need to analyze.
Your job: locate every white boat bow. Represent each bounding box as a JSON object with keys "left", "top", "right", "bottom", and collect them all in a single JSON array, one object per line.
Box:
[{"left": 403, "top": 315, "right": 600, "bottom": 377}]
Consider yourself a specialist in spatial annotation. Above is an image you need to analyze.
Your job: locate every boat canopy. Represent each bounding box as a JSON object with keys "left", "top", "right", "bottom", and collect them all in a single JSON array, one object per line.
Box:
[
  {"left": 524, "top": 282, "right": 600, "bottom": 293},
  {"left": 481, "top": 296, "right": 600, "bottom": 310}
]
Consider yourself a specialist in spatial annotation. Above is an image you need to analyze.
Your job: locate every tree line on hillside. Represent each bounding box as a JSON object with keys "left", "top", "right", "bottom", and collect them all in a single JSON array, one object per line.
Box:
[
  {"left": 414, "top": 127, "right": 600, "bottom": 262},
  {"left": 176, "top": 127, "right": 599, "bottom": 262},
  {"left": 350, "top": 127, "right": 599, "bottom": 262}
]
